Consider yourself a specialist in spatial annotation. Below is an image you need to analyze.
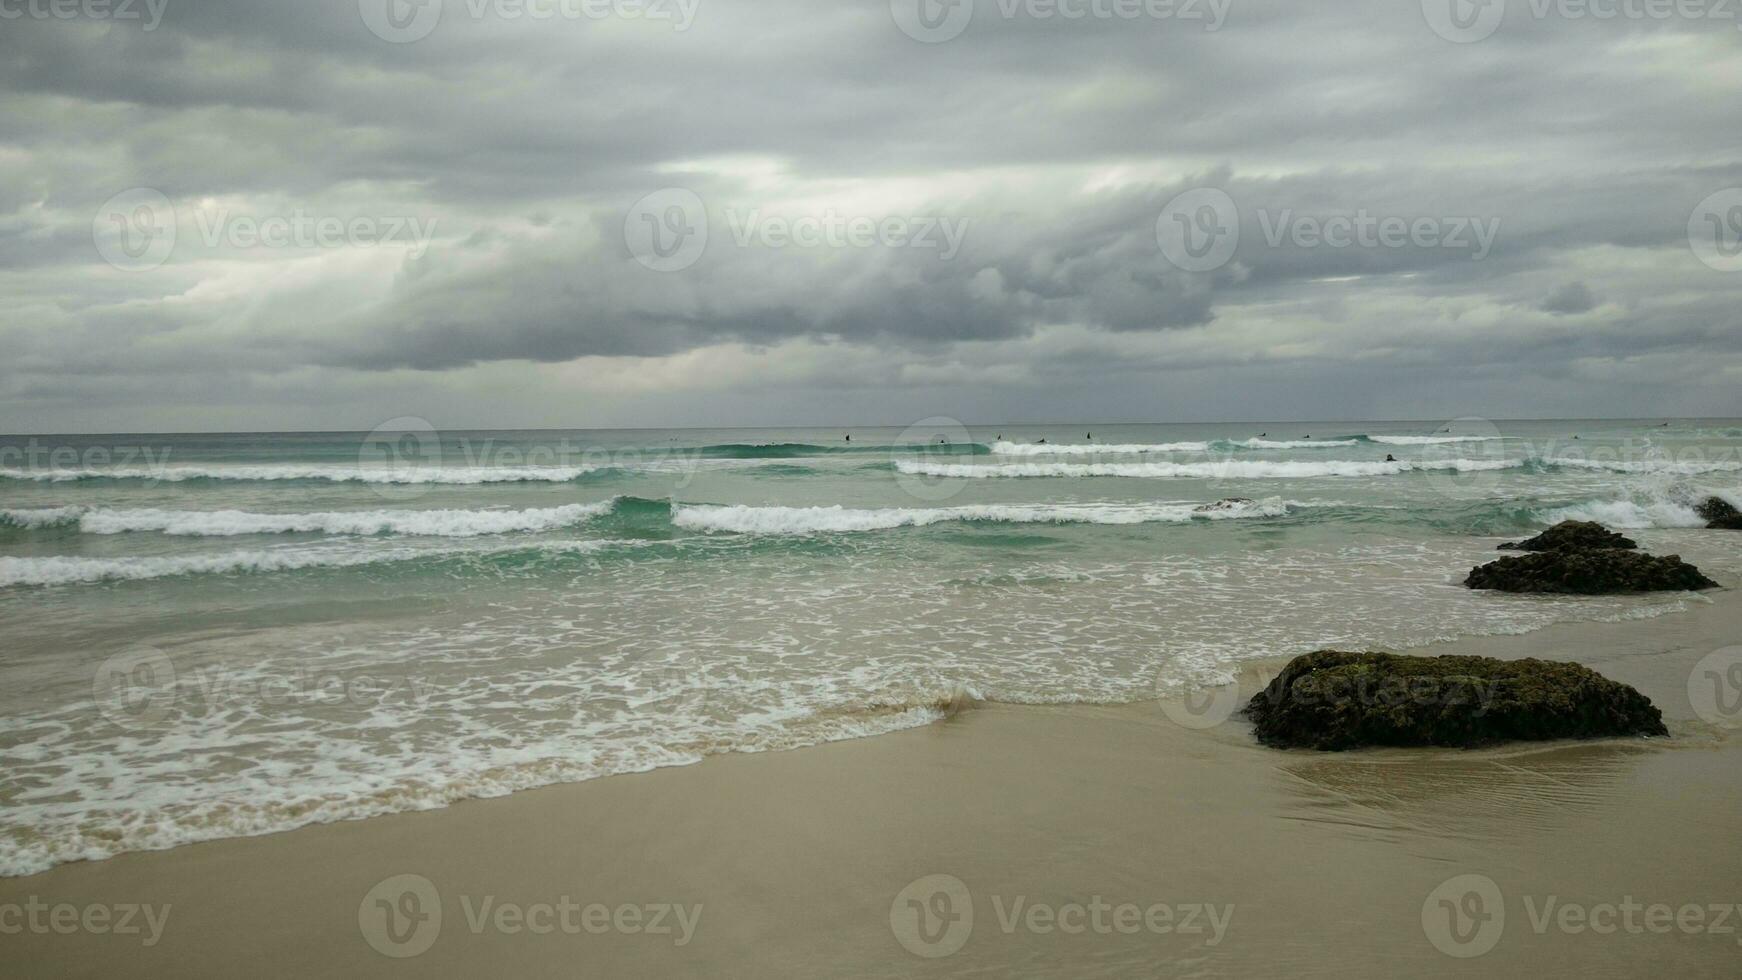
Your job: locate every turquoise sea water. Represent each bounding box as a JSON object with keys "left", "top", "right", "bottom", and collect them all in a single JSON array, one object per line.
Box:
[{"left": 2, "top": 419, "right": 1740, "bottom": 875}]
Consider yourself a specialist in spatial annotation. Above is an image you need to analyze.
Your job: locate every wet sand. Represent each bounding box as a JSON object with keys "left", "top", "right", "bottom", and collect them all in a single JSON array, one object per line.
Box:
[{"left": 5, "top": 591, "right": 1742, "bottom": 978}]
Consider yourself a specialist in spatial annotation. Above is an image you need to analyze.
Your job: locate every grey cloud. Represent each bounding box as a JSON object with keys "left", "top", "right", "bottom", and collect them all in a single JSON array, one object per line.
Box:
[
  {"left": 1, "top": 0, "right": 1740, "bottom": 428},
  {"left": 1541, "top": 281, "right": 1596, "bottom": 315}
]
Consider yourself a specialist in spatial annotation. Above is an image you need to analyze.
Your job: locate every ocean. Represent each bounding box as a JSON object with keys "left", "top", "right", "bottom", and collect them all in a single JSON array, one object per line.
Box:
[{"left": 2, "top": 418, "right": 1740, "bottom": 877}]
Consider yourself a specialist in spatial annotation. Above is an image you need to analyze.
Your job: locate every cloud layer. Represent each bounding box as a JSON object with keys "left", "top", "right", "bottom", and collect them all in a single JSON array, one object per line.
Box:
[{"left": 3, "top": 0, "right": 1740, "bottom": 431}]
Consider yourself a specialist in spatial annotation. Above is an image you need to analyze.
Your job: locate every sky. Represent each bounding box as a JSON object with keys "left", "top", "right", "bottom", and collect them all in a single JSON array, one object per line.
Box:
[{"left": 3, "top": 0, "right": 1741, "bottom": 433}]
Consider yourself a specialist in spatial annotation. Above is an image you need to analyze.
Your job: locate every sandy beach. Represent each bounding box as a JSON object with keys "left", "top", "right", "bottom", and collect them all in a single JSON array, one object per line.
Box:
[{"left": 4, "top": 582, "right": 1739, "bottom": 978}]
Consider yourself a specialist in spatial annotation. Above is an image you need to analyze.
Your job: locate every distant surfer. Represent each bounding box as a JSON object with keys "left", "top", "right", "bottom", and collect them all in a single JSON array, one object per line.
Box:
[
  {"left": 1385, "top": 454, "right": 1397, "bottom": 462},
  {"left": 1086, "top": 432, "right": 1092, "bottom": 441},
  {"left": 844, "top": 435, "right": 850, "bottom": 442},
  {"left": 1038, "top": 438, "right": 1047, "bottom": 445}
]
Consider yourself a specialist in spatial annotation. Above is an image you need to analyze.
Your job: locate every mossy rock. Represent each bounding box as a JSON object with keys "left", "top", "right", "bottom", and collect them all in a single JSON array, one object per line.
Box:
[
  {"left": 1697, "top": 497, "right": 1742, "bottom": 530},
  {"left": 1465, "top": 549, "right": 1716, "bottom": 594},
  {"left": 1499, "top": 520, "right": 1636, "bottom": 552},
  {"left": 1243, "top": 650, "right": 1667, "bottom": 750}
]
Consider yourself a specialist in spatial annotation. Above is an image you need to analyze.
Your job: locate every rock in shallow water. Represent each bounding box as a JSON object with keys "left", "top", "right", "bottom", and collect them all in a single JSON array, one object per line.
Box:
[
  {"left": 1499, "top": 520, "right": 1636, "bottom": 552},
  {"left": 1243, "top": 650, "right": 1667, "bottom": 750},
  {"left": 1697, "top": 496, "right": 1742, "bottom": 530},
  {"left": 1465, "top": 549, "right": 1717, "bottom": 594}
]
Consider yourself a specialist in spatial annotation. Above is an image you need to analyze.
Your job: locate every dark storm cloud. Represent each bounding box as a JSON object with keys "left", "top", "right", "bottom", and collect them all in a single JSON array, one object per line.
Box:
[{"left": 1, "top": 0, "right": 1740, "bottom": 429}]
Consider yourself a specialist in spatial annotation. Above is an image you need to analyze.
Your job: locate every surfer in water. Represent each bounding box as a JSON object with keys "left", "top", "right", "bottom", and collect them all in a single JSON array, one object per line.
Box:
[{"left": 1385, "top": 454, "right": 1397, "bottom": 462}]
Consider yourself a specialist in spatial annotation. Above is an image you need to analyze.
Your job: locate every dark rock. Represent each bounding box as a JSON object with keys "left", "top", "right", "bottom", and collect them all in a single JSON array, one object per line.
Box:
[
  {"left": 1499, "top": 520, "right": 1636, "bottom": 552},
  {"left": 1697, "top": 496, "right": 1738, "bottom": 521},
  {"left": 1465, "top": 549, "right": 1716, "bottom": 594},
  {"left": 1697, "top": 496, "right": 1742, "bottom": 530},
  {"left": 1194, "top": 497, "right": 1255, "bottom": 513},
  {"left": 1243, "top": 650, "right": 1667, "bottom": 750}
]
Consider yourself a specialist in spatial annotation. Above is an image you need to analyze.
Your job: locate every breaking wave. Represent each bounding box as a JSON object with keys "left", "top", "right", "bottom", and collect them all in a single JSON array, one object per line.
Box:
[
  {"left": 1367, "top": 435, "right": 1500, "bottom": 445},
  {"left": 0, "top": 540, "right": 624, "bottom": 588},
  {"left": 1, "top": 501, "right": 616, "bottom": 537},
  {"left": 895, "top": 458, "right": 1523, "bottom": 479},
  {"left": 672, "top": 499, "right": 1292, "bottom": 534},
  {"left": 0, "top": 464, "right": 609, "bottom": 484}
]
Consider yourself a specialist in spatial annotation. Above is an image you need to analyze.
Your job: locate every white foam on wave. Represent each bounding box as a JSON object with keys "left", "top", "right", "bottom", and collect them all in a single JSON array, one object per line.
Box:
[
  {"left": 0, "top": 540, "right": 620, "bottom": 588},
  {"left": 990, "top": 438, "right": 1360, "bottom": 455},
  {"left": 673, "top": 499, "right": 1291, "bottom": 534},
  {"left": 3, "top": 501, "right": 616, "bottom": 537},
  {"left": 1543, "top": 457, "right": 1742, "bottom": 475},
  {"left": 895, "top": 458, "right": 1522, "bottom": 479},
  {"left": 1221, "top": 438, "right": 1359, "bottom": 449},
  {"left": 991, "top": 440, "right": 1211, "bottom": 455},
  {"left": 0, "top": 672, "right": 982, "bottom": 878},
  {"left": 0, "top": 506, "right": 86, "bottom": 528},
  {"left": 1369, "top": 435, "right": 1499, "bottom": 445},
  {"left": 1538, "top": 499, "right": 1706, "bottom": 529},
  {"left": 0, "top": 464, "right": 606, "bottom": 484}
]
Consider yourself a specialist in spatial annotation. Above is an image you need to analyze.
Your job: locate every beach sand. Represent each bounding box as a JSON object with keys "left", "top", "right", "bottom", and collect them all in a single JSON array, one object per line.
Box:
[{"left": 6, "top": 591, "right": 1742, "bottom": 978}]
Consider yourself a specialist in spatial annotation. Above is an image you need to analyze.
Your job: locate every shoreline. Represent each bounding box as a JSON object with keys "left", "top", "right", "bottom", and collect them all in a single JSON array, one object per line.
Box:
[{"left": 5, "top": 585, "right": 1741, "bottom": 976}]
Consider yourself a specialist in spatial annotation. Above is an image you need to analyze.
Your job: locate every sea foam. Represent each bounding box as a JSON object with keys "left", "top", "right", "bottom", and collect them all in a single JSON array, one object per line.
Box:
[
  {"left": 2, "top": 502, "right": 616, "bottom": 537},
  {"left": 895, "top": 458, "right": 1521, "bottom": 479},
  {"left": 673, "top": 499, "right": 1290, "bottom": 534},
  {"left": 0, "top": 464, "right": 607, "bottom": 484}
]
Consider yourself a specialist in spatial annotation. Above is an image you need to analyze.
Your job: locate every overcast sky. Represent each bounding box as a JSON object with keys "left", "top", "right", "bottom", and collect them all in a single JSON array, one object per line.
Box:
[{"left": 3, "top": 0, "right": 1741, "bottom": 432}]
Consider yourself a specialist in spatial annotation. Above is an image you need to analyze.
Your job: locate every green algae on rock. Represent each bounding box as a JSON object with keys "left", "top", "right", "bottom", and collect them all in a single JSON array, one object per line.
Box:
[
  {"left": 1465, "top": 549, "right": 1717, "bottom": 594},
  {"left": 1697, "top": 497, "right": 1742, "bottom": 531},
  {"left": 1499, "top": 520, "right": 1637, "bottom": 552},
  {"left": 1243, "top": 650, "right": 1668, "bottom": 750}
]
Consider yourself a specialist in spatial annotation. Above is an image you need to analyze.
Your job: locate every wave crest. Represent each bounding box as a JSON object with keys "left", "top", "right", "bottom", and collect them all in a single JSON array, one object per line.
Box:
[
  {"left": 672, "top": 499, "right": 1291, "bottom": 534},
  {"left": 2, "top": 502, "right": 616, "bottom": 537}
]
